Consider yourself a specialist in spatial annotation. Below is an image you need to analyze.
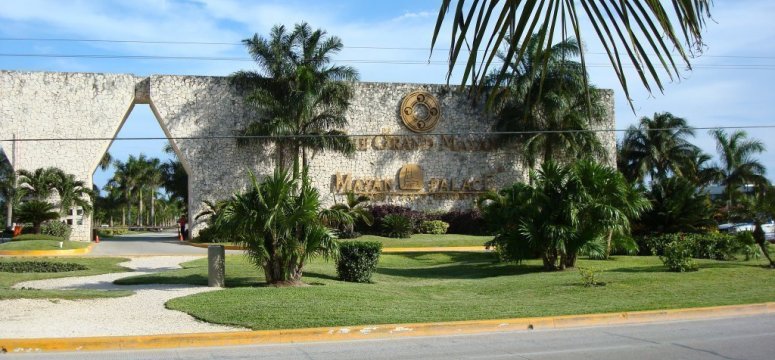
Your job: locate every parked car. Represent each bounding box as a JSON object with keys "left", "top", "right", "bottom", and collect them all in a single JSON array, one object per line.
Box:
[{"left": 718, "top": 221, "right": 775, "bottom": 240}]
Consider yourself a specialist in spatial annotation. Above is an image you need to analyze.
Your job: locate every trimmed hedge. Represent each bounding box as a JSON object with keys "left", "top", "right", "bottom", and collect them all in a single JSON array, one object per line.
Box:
[
  {"left": 336, "top": 241, "right": 382, "bottom": 283},
  {"left": 12, "top": 234, "right": 64, "bottom": 241},
  {"left": 41, "top": 221, "right": 72, "bottom": 241},
  {"left": 419, "top": 220, "right": 449, "bottom": 234},
  {"left": 0, "top": 261, "right": 88, "bottom": 273}
]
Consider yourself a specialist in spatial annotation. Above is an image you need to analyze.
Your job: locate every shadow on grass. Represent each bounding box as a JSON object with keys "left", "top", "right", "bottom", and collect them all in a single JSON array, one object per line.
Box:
[
  {"left": 376, "top": 261, "right": 544, "bottom": 279},
  {"left": 608, "top": 261, "right": 763, "bottom": 273}
]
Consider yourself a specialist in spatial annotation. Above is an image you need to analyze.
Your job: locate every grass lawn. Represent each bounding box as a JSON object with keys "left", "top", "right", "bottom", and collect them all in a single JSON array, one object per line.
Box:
[
  {"left": 356, "top": 234, "right": 491, "bottom": 248},
  {"left": 116, "top": 252, "right": 775, "bottom": 330},
  {"left": 0, "top": 240, "right": 90, "bottom": 251},
  {"left": 0, "top": 257, "right": 133, "bottom": 299},
  {"left": 191, "top": 234, "right": 492, "bottom": 249}
]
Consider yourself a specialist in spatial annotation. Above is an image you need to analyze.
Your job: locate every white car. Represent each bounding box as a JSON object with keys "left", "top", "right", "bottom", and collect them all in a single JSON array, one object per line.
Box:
[{"left": 718, "top": 221, "right": 775, "bottom": 240}]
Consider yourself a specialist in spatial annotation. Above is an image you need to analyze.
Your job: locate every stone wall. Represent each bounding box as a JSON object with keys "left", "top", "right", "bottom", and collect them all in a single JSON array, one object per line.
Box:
[{"left": 0, "top": 71, "right": 616, "bottom": 240}]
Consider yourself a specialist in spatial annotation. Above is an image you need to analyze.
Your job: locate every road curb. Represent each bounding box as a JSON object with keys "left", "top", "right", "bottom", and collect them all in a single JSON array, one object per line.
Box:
[
  {"left": 0, "top": 243, "right": 94, "bottom": 257},
  {"left": 183, "top": 242, "right": 489, "bottom": 253},
  {"left": 2, "top": 302, "right": 773, "bottom": 354}
]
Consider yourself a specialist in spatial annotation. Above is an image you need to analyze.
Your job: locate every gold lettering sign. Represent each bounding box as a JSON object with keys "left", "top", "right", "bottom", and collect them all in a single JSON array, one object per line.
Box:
[
  {"left": 400, "top": 90, "right": 441, "bottom": 133},
  {"left": 398, "top": 164, "right": 423, "bottom": 190}
]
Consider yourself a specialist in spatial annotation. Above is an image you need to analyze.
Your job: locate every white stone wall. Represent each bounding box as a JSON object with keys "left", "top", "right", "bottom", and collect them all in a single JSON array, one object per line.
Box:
[
  {"left": 0, "top": 71, "right": 616, "bottom": 240},
  {"left": 0, "top": 71, "right": 139, "bottom": 240}
]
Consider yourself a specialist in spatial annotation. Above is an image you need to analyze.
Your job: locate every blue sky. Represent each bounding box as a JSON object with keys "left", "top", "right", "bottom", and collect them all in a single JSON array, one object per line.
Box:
[{"left": 1, "top": 0, "right": 775, "bottom": 189}]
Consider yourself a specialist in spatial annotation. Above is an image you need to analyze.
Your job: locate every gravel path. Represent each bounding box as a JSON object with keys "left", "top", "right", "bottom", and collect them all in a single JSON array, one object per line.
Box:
[{"left": 0, "top": 256, "right": 246, "bottom": 338}]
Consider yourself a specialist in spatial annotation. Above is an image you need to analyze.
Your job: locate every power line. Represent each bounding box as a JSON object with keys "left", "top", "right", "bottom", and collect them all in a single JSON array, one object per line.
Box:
[
  {"left": 1, "top": 52, "right": 774, "bottom": 70},
  {"left": 2, "top": 37, "right": 775, "bottom": 60},
  {"left": 3, "top": 125, "right": 775, "bottom": 143}
]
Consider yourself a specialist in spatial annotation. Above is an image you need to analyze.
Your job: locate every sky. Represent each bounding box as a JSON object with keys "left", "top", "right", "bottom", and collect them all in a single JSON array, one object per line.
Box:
[{"left": 1, "top": 0, "right": 774, "bottom": 190}]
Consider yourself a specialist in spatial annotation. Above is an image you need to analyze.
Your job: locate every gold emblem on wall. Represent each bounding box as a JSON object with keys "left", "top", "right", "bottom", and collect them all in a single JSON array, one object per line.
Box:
[
  {"left": 400, "top": 90, "right": 441, "bottom": 133},
  {"left": 398, "top": 164, "right": 424, "bottom": 190}
]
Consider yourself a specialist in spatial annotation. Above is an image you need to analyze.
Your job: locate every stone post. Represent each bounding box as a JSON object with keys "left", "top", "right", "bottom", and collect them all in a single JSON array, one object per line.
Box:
[{"left": 208, "top": 245, "right": 225, "bottom": 287}]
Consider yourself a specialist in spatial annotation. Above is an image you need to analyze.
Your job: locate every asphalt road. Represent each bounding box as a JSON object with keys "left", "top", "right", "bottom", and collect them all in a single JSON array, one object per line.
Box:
[
  {"left": 11, "top": 314, "right": 775, "bottom": 359},
  {"left": 89, "top": 231, "right": 240, "bottom": 256}
]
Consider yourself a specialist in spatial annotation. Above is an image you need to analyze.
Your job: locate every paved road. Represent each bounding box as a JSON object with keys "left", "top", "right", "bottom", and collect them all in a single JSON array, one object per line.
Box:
[
  {"left": 12, "top": 314, "right": 775, "bottom": 359},
  {"left": 89, "top": 231, "right": 239, "bottom": 256}
]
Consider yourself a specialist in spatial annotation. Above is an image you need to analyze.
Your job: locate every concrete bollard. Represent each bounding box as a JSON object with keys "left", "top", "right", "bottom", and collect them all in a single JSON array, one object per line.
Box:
[{"left": 208, "top": 245, "right": 225, "bottom": 287}]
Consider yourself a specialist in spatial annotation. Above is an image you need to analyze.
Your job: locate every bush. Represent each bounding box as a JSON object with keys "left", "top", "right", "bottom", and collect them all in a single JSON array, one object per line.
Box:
[
  {"left": 643, "top": 232, "right": 743, "bottom": 260},
  {"left": 660, "top": 240, "right": 698, "bottom": 272},
  {"left": 193, "top": 226, "right": 222, "bottom": 243},
  {"left": 440, "top": 210, "right": 488, "bottom": 235},
  {"left": 336, "top": 241, "right": 382, "bottom": 283},
  {"left": 736, "top": 231, "right": 761, "bottom": 260},
  {"left": 12, "top": 234, "right": 64, "bottom": 241},
  {"left": 419, "top": 220, "right": 449, "bottom": 234},
  {"left": 0, "top": 261, "right": 87, "bottom": 273},
  {"left": 41, "top": 221, "right": 72, "bottom": 241},
  {"left": 382, "top": 214, "right": 413, "bottom": 238},
  {"left": 578, "top": 267, "right": 605, "bottom": 287},
  {"left": 366, "top": 205, "right": 425, "bottom": 234}
]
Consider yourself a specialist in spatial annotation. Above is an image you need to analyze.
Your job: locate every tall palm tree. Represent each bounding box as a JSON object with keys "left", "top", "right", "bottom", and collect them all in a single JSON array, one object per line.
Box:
[
  {"left": 141, "top": 157, "right": 164, "bottom": 226},
  {"left": 212, "top": 169, "right": 337, "bottom": 285},
  {"left": 98, "top": 152, "right": 113, "bottom": 171},
  {"left": 231, "top": 22, "right": 360, "bottom": 180},
  {"left": 710, "top": 129, "right": 768, "bottom": 218},
  {"left": 161, "top": 159, "right": 188, "bottom": 206},
  {"left": 52, "top": 170, "right": 95, "bottom": 217},
  {"left": 17, "top": 167, "right": 60, "bottom": 200},
  {"left": 111, "top": 157, "right": 143, "bottom": 226},
  {"left": 678, "top": 147, "right": 722, "bottom": 188},
  {"left": 431, "top": 1, "right": 713, "bottom": 107},
  {"left": 620, "top": 112, "right": 697, "bottom": 184},
  {"left": 492, "top": 32, "right": 607, "bottom": 167}
]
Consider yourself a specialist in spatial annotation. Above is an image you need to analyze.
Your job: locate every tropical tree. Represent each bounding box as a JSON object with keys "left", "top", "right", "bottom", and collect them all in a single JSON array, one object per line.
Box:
[
  {"left": 15, "top": 200, "right": 59, "bottom": 234},
  {"left": 619, "top": 112, "right": 697, "bottom": 184},
  {"left": 710, "top": 129, "right": 768, "bottom": 218},
  {"left": 98, "top": 152, "right": 113, "bottom": 171},
  {"left": 111, "top": 157, "right": 142, "bottom": 226},
  {"left": 480, "top": 160, "right": 648, "bottom": 270},
  {"left": 637, "top": 177, "right": 715, "bottom": 234},
  {"left": 431, "top": 1, "right": 713, "bottom": 107},
  {"left": 678, "top": 147, "right": 722, "bottom": 188},
  {"left": 231, "top": 22, "right": 359, "bottom": 180},
  {"left": 17, "top": 167, "right": 60, "bottom": 200},
  {"left": 0, "top": 150, "right": 17, "bottom": 229},
  {"left": 143, "top": 157, "right": 164, "bottom": 226},
  {"left": 212, "top": 169, "right": 337, "bottom": 285},
  {"left": 52, "top": 170, "right": 94, "bottom": 217},
  {"left": 161, "top": 159, "right": 188, "bottom": 206},
  {"left": 491, "top": 32, "right": 607, "bottom": 166},
  {"left": 319, "top": 192, "right": 373, "bottom": 238}
]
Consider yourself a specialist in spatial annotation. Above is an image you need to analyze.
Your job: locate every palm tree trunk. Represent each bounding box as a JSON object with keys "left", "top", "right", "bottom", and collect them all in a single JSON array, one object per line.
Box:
[
  {"left": 151, "top": 194, "right": 156, "bottom": 227},
  {"left": 5, "top": 201, "right": 12, "bottom": 230},
  {"left": 137, "top": 189, "right": 144, "bottom": 226},
  {"left": 122, "top": 205, "right": 127, "bottom": 226},
  {"left": 605, "top": 230, "right": 613, "bottom": 259}
]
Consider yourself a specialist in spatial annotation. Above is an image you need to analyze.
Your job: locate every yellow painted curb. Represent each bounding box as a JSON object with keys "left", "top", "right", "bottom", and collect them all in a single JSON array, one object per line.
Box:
[
  {"left": 2, "top": 302, "right": 772, "bottom": 354},
  {"left": 184, "top": 242, "right": 489, "bottom": 253},
  {"left": 0, "top": 243, "right": 94, "bottom": 257}
]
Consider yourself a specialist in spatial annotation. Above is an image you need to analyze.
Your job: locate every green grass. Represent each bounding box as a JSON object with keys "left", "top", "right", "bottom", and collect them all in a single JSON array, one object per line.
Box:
[
  {"left": 356, "top": 234, "right": 491, "bottom": 248},
  {"left": 0, "top": 240, "right": 90, "bottom": 250},
  {"left": 116, "top": 252, "right": 775, "bottom": 330},
  {"left": 0, "top": 257, "right": 133, "bottom": 299},
  {"left": 11, "top": 234, "right": 64, "bottom": 241},
  {"left": 192, "top": 234, "right": 492, "bottom": 249}
]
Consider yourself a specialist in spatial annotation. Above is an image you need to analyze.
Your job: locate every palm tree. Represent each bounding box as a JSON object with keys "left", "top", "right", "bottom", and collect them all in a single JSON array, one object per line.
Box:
[
  {"left": 320, "top": 192, "right": 373, "bottom": 238},
  {"left": 143, "top": 157, "right": 164, "bottom": 226},
  {"left": 678, "top": 147, "right": 722, "bottom": 188},
  {"left": 17, "top": 167, "right": 60, "bottom": 200},
  {"left": 111, "top": 157, "right": 143, "bottom": 226},
  {"left": 231, "top": 22, "right": 359, "bottom": 180},
  {"left": 639, "top": 177, "right": 716, "bottom": 234},
  {"left": 491, "top": 32, "right": 607, "bottom": 167},
  {"left": 431, "top": 1, "right": 713, "bottom": 107},
  {"left": 52, "top": 170, "right": 94, "bottom": 217},
  {"left": 161, "top": 159, "right": 187, "bottom": 206},
  {"left": 16, "top": 200, "right": 59, "bottom": 234},
  {"left": 479, "top": 159, "right": 649, "bottom": 270},
  {"left": 98, "top": 152, "right": 113, "bottom": 171},
  {"left": 710, "top": 129, "right": 768, "bottom": 218},
  {"left": 619, "top": 113, "right": 697, "bottom": 184},
  {"left": 212, "top": 169, "right": 337, "bottom": 285}
]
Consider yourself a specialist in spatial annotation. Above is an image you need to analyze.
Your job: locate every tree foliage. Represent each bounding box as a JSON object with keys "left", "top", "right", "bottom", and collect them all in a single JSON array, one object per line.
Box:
[
  {"left": 431, "top": 1, "right": 713, "bottom": 108},
  {"left": 212, "top": 169, "right": 337, "bottom": 285}
]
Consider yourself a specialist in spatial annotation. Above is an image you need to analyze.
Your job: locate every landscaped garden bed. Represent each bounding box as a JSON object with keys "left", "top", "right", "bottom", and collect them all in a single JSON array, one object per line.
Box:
[
  {"left": 0, "top": 257, "right": 133, "bottom": 299},
  {"left": 115, "top": 251, "right": 775, "bottom": 330}
]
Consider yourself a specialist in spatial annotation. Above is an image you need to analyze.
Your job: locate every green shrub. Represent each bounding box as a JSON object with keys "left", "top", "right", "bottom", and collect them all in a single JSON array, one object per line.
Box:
[
  {"left": 12, "top": 234, "right": 64, "bottom": 241},
  {"left": 578, "top": 267, "right": 605, "bottom": 287},
  {"left": 382, "top": 214, "right": 412, "bottom": 238},
  {"left": 419, "top": 220, "right": 449, "bottom": 234},
  {"left": 41, "top": 221, "right": 72, "bottom": 241},
  {"left": 336, "top": 241, "right": 382, "bottom": 283},
  {"left": 193, "top": 226, "right": 222, "bottom": 243},
  {"left": 736, "top": 231, "right": 761, "bottom": 260},
  {"left": 660, "top": 240, "right": 698, "bottom": 272},
  {"left": 644, "top": 233, "right": 743, "bottom": 260},
  {"left": 0, "top": 261, "right": 87, "bottom": 273}
]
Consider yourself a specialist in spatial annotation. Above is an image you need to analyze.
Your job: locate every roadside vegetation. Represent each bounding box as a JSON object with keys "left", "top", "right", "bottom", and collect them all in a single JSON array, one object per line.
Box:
[{"left": 0, "top": 257, "right": 132, "bottom": 300}]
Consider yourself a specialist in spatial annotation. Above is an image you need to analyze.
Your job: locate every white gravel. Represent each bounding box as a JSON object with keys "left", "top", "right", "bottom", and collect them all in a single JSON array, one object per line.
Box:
[{"left": 0, "top": 256, "right": 246, "bottom": 338}]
